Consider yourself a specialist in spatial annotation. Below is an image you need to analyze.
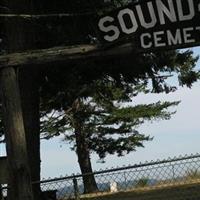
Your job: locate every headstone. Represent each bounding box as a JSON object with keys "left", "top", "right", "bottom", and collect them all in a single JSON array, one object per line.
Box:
[{"left": 110, "top": 182, "right": 118, "bottom": 193}]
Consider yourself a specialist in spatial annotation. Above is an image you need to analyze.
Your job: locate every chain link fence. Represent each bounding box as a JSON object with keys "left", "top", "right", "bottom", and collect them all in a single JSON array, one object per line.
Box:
[{"left": 2, "top": 154, "right": 200, "bottom": 200}]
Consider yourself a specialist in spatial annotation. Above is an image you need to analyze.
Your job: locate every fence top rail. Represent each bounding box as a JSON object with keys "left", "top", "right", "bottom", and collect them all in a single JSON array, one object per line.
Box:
[{"left": 34, "top": 153, "right": 200, "bottom": 184}]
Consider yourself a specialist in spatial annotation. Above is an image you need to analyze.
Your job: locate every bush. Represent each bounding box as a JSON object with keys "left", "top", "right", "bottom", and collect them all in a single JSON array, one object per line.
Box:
[{"left": 135, "top": 178, "right": 149, "bottom": 188}]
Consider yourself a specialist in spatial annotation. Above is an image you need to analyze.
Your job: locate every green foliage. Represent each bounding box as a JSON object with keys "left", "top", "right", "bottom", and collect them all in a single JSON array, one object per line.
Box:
[
  {"left": 36, "top": 0, "right": 200, "bottom": 114},
  {"left": 41, "top": 77, "right": 179, "bottom": 160},
  {"left": 135, "top": 178, "right": 150, "bottom": 188}
]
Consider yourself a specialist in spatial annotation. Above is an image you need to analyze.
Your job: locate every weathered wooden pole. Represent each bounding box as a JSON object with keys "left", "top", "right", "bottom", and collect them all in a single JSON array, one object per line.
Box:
[
  {"left": 0, "top": 67, "right": 33, "bottom": 200},
  {"left": 1, "top": 1, "right": 39, "bottom": 199}
]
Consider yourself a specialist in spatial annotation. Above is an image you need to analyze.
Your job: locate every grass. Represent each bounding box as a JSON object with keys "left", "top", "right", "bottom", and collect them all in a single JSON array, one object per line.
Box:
[{"left": 80, "top": 181, "right": 200, "bottom": 200}]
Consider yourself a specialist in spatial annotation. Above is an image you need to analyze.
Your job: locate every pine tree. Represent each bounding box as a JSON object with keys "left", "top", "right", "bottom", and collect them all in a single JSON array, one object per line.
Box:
[{"left": 41, "top": 78, "right": 179, "bottom": 193}]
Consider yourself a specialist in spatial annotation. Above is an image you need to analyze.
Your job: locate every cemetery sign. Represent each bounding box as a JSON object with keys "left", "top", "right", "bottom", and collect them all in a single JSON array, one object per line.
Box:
[{"left": 97, "top": 0, "right": 200, "bottom": 51}]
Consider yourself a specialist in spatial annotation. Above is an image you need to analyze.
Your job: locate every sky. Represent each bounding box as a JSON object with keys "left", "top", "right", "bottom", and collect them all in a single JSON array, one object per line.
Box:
[
  {"left": 39, "top": 47, "right": 200, "bottom": 179},
  {"left": 0, "top": 48, "right": 199, "bottom": 179}
]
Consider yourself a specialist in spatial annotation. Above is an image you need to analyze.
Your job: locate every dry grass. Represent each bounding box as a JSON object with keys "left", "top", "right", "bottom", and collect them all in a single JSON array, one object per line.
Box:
[{"left": 80, "top": 181, "right": 200, "bottom": 200}]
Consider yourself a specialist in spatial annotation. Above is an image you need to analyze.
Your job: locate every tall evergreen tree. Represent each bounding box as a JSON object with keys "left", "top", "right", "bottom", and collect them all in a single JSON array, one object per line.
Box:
[{"left": 41, "top": 78, "right": 179, "bottom": 193}]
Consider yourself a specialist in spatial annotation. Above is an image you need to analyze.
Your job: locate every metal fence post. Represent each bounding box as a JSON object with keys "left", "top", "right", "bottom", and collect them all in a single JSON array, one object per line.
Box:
[
  {"left": 172, "top": 165, "right": 175, "bottom": 181},
  {"left": 124, "top": 172, "right": 127, "bottom": 186},
  {"left": 73, "top": 176, "right": 80, "bottom": 200}
]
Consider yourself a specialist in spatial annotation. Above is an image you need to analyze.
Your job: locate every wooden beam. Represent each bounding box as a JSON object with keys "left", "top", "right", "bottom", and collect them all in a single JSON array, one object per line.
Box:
[{"left": 0, "top": 43, "right": 133, "bottom": 68}]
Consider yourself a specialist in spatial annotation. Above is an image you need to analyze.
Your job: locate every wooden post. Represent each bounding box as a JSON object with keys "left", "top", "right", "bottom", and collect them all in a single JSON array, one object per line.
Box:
[
  {"left": 0, "top": 157, "right": 9, "bottom": 184},
  {"left": 0, "top": 67, "right": 33, "bottom": 200}
]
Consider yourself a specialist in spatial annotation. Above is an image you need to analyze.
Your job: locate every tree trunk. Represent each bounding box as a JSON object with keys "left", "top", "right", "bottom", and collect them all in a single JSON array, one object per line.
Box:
[
  {"left": 74, "top": 121, "right": 98, "bottom": 194},
  {"left": 0, "top": 67, "right": 33, "bottom": 200}
]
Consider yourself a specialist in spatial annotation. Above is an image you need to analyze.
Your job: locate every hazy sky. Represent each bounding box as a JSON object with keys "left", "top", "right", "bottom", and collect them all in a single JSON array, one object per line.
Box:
[{"left": 40, "top": 47, "right": 200, "bottom": 179}]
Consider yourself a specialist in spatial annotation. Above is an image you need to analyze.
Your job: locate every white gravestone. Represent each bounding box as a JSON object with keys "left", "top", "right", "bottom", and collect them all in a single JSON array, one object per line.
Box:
[{"left": 110, "top": 182, "right": 118, "bottom": 193}]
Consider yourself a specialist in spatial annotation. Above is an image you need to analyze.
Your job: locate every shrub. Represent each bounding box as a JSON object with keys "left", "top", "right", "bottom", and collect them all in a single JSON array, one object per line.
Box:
[{"left": 135, "top": 178, "right": 149, "bottom": 188}]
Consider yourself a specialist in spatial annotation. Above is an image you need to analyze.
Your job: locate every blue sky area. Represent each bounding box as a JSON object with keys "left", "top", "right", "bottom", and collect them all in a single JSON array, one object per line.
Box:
[{"left": 40, "top": 47, "right": 200, "bottom": 179}]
